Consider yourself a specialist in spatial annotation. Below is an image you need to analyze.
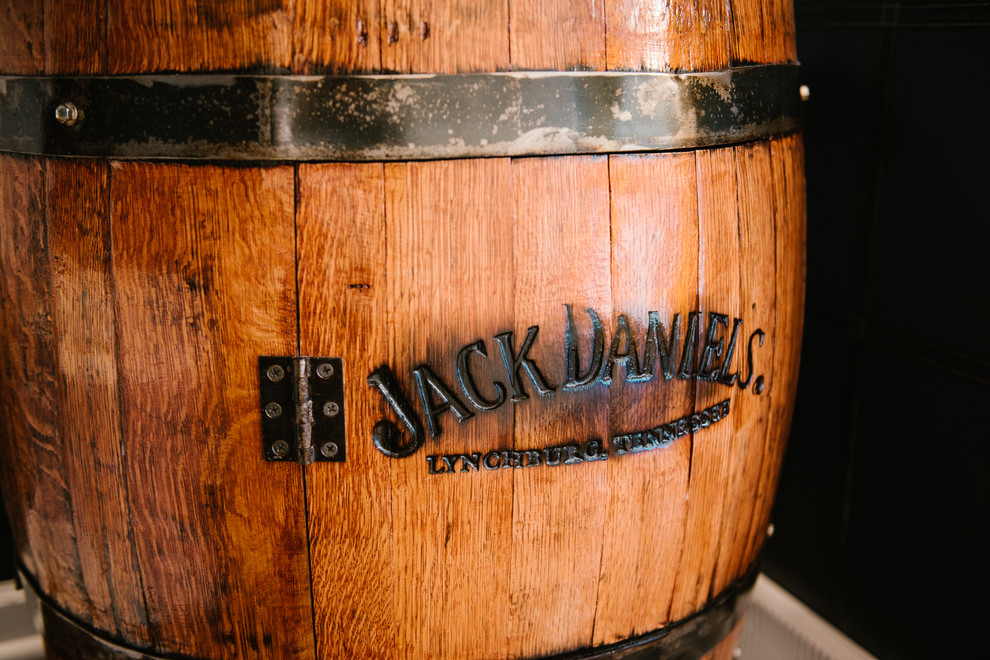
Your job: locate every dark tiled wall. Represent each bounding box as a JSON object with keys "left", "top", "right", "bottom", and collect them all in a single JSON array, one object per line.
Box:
[{"left": 763, "top": 2, "right": 990, "bottom": 658}]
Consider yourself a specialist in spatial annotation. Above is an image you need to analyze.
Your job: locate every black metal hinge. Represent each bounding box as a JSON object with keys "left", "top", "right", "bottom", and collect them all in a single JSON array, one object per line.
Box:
[{"left": 258, "top": 356, "right": 346, "bottom": 465}]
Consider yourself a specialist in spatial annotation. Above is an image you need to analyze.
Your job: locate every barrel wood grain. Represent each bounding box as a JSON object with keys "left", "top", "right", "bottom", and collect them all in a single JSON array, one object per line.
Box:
[
  {"left": 0, "top": 155, "right": 41, "bottom": 582},
  {"left": 106, "top": 0, "right": 292, "bottom": 74},
  {"left": 0, "top": 150, "right": 800, "bottom": 660},
  {"left": 506, "top": 156, "right": 612, "bottom": 657},
  {"left": 110, "top": 163, "right": 314, "bottom": 658},
  {"left": 0, "top": 155, "right": 90, "bottom": 616},
  {"left": 509, "top": 0, "right": 605, "bottom": 71},
  {"left": 728, "top": 0, "right": 798, "bottom": 65},
  {"left": 298, "top": 163, "right": 396, "bottom": 659},
  {"left": 728, "top": 0, "right": 765, "bottom": 65},
  {"left": 669, "top": 148, "right": 741, "bottom": 621},
  {"left": 46, "top": 0, "right": 105, "bottom": 74},
  {"left": 711, "top": 142, "right": 778, "bottom": 593},
  {"left": 380, "top": 0, "right": 509, "bottom": 73},
  {"left": 47, "top": 159, "right": 149, "bottom": 643},
  {"left": 744, "top": 135, "right": 805, "bottom": 567},
  {"left": 292, "top": 0, "right": 381, "bottom": 74},
  {"left": 0, "top": 0, "right": 43, "bottom": 74},
  {"left": 16, "top": 0, "right": 801, "bottom": 76},
  {"left": 605, "top": 0, "right": 729, "bottom": 72},
  {"left": 591, "top": 152, "right": 698, "bottom": 645},
  {"left": 764, "top": 0, "right": 799, "bottom": 64},
  {"left": 383, "top": 159, "right": 516, "bottom": 659}
]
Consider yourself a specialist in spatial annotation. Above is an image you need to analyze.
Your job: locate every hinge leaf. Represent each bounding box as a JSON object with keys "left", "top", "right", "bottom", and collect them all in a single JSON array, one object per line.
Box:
[{"left": 259, "top": 356, "right": 345, "bottom": 464}]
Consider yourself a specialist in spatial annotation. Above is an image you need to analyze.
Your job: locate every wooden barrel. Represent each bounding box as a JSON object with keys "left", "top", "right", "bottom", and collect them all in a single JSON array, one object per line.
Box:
[{"left": 0, "top": 2, "right": 804, "bottom": 659}]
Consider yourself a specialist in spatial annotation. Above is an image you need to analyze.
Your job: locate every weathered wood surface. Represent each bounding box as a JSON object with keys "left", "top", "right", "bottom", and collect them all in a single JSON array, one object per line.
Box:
[
  {"left": 47, "top": 0, "right": 106, "bottom": 74},
  {"left": 386, "top": 159, "right": 517, "bottom": 658},
  {"left": 48, "top": 160, "right": 148, "bottom": 641},
  {"left": 745, "top": 134, "right": 806, "bottom": 568},
  {"left": 0, "top": 1, "right": 803, "bottom": 658},
  {"left": 606, "top": 0, "right": 729, "bottom": 71},
  {"left": 1, "top": 0, "right": 797, "bottom": 76},
  {"left": 0, "top": 0, "right": 43, "bottom": 74},
  {"left": 292, "top": 1, "right": 381, "bottom": 74},
  {"left": 506, "top": 156, "right": 612, "bottom": 657},
  {"left": 669, "top": 148, "right": 742, "bottom": 621},
  {"left": 106, "top": 0, "right": 292, "bottom": 74},
  {"left": 380, "top": 0, "right": 509, "bottom": 73},
  {"left": 297, "top": 163, "right": 395, "bottom": 659},
  {"left": 109, "top": 163, "right": 314, "bottom": 657},
  {"left": 1, "top": 146, "right": 803, "bottom": 660},
  {"left": 591, "top": 152, "right": 696, "bottom": 644},
  {"left": 0, "top": 155, "right": 90, "bottom": 619},
  {"left": 510, "top": 0, "right": 605, "bottom": 71},
  {"left": 728, "top": 0, "right": 798, "bottom": 65},
  {"left": 711, "top": 142, "right": 778, "bottom": 592},
  {"left": 0, "top": 161, "right": 322, "bottom": 658}
]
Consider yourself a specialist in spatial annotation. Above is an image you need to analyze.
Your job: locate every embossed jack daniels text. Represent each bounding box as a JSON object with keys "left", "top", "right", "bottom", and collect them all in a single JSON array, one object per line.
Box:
[
  {"left": 425, "top": 398, "right": 731, "bottom": 474},
  {"left": 367, "top": 305, "right": 766, "bottom": 461}
]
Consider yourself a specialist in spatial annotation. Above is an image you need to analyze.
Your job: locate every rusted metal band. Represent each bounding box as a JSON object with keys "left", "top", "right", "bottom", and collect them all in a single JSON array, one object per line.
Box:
[
  {"left": 0, "top": 66, "right": 800, "bottom": 161},
  {"left": 20, "top": 561, "right": 755, "bottom": 659}
]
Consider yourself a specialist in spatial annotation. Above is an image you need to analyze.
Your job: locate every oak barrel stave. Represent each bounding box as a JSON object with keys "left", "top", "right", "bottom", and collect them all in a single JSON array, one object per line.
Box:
[{"left": 0, "top": 1, "right": 804, "bottom": 658}]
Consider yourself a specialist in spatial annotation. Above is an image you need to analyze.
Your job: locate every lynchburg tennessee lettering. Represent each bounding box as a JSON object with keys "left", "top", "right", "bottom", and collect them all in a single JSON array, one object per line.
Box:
[{"left": 366, "top": 305, "right": 768, "bottom": 472}]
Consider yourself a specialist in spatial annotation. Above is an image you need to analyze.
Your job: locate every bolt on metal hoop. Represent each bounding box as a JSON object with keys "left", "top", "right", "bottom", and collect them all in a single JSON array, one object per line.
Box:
[{"left": 54, "top": 102, "right": 78, "bottom": 125}]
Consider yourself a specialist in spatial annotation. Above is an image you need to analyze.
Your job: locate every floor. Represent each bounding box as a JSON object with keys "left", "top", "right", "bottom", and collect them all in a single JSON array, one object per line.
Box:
[{"left": 0, "top": 581, "right": 42, "bottom": 660}]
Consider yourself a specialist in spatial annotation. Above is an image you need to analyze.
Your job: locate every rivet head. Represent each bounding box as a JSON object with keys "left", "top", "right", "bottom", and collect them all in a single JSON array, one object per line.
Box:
[
  {"left": 271, "top": 440, "right": 290, "bottom": 457},
  {"left": 264, "top": 402, "right": 283, "bottom": 419},
  {"left": 323, "top": 401, "right": 340, "bottom": 417},
  {"left": 55, "top": 102, "right": 79, "bottom": 126},
  {"left": 316, "top": 362, "right": 334, "bottom": 379},
  {"left": 266, "top": 364, "right": 285, "bottom": 382},
  {"left": 321, "top": 442, "right": 338, "bottom": 458}
]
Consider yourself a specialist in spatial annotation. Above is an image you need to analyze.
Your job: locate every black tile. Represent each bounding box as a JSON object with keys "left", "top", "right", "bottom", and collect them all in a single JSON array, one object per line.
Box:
[
  {"left": 867, "top": 28, "right": 990, "bottom": 363},
  {"left": 0, "top": 503, "right": 14, "bottom": 581},
  {"left": 796, "top": 28, "right": 890, "bottom": 319},
  {"left": 762, "top": 310, "right": 856, "bottom": 624},
  {"left": 840, "top": 342, "right": 990, "bottom": 658}
]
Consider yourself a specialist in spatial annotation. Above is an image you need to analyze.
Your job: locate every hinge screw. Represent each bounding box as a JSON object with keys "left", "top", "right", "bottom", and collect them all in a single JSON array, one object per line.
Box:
[
  {"left": 271, "top": 440, "right": 290, "bottom": 457},
  {"left": 55, "top": 102, "right": 79, "bottom": 126},
  {"left": 323, "top": 401, "right": 340, "bottom": 417},
  {"left": 266, "top": 364, "right": 285, "bottom": 382},
  {"left": 316, "top": 362, "right": 334, "bottom": 379},
  {"left": 264, "top": 402, "right": 283, "bottom": 419},
  {"left": 321, "top": 442, "right": 339, "bottom": 458}
]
